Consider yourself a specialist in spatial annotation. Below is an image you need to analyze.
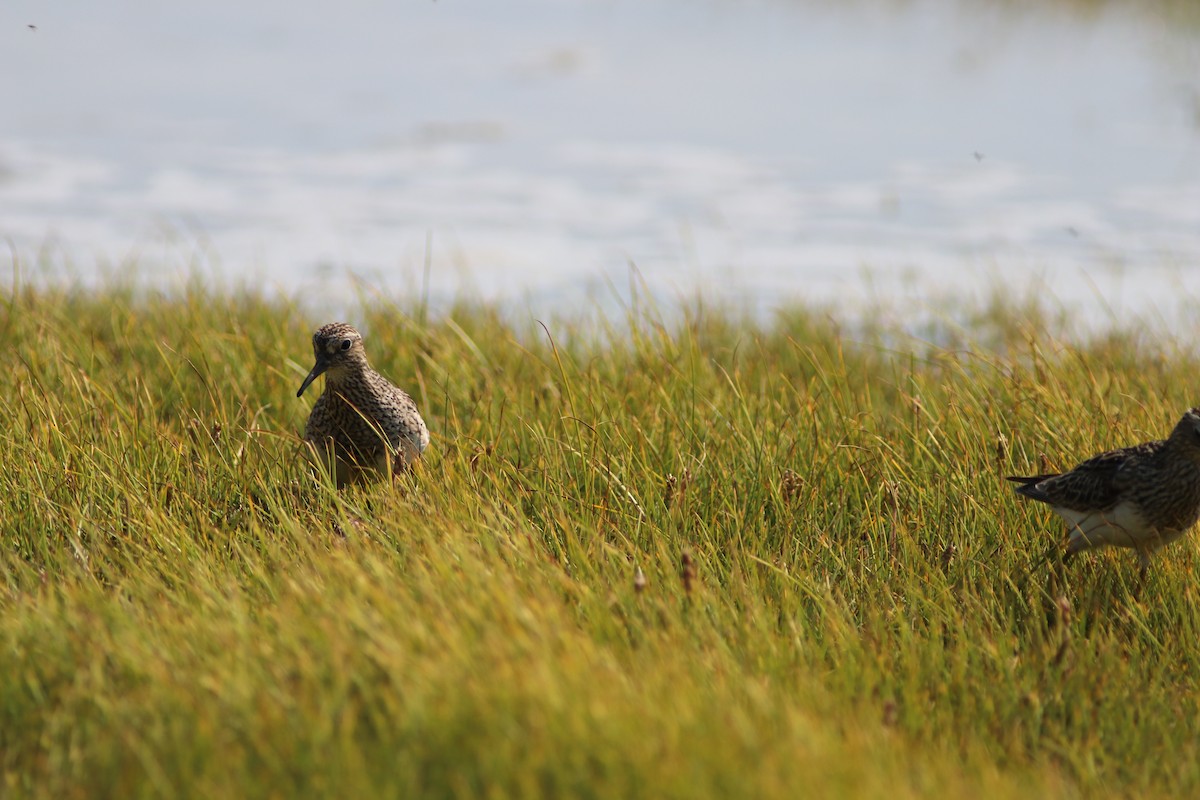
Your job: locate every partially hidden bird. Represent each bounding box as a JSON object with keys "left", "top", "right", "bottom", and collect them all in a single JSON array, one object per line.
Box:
[
  {"left": 1008, "top": 408, "right": 1200, "bottom": 579},
  {"left": 297, "top": 322, "right": 429, "bottom": 487}
]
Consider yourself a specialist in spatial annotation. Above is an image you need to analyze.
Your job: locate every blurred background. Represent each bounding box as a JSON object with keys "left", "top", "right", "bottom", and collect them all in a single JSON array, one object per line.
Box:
[{"left": 2, "top": 0, "right": 1199, "bottom": 323}]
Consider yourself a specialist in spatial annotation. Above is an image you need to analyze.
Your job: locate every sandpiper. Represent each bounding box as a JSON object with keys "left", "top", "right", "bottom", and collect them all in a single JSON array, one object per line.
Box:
[
  {"left": 297, "top": 322, "right": 429, "bottom": 486},
  {"left": 1008, "top": 408, "right": 1200, "bottom": 578}
]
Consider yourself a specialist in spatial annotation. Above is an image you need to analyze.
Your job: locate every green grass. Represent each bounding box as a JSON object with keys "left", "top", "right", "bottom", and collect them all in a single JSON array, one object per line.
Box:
[{"left": 2, "top": 280, "right": 1200, "bottom": 798}]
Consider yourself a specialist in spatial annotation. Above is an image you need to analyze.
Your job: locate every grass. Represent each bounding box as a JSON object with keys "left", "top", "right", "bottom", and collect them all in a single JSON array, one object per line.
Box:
[{"left": 2, "top": 278, "right": 1200, "bottom": 798}]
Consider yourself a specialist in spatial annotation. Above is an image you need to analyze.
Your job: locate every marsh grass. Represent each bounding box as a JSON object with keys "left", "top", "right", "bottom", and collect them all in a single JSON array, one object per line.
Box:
[{"left": 2, "top": 280, "right": 1200, "bottom": 798}]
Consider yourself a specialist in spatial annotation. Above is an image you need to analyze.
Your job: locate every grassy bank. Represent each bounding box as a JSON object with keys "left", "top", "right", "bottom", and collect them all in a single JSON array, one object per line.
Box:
[{"left": 2, "top": 283, "right": 1199, "bottom": 798}]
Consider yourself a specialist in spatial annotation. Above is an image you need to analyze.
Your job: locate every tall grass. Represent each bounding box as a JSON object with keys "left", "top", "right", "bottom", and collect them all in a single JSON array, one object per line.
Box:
[{"left": 2, "top": 280, "right": 1199, "bottom": 798}]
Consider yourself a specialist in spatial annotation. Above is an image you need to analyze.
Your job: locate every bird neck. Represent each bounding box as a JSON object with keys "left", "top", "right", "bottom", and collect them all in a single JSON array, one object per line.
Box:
[{"left": 323, "top": 361, "right": 371, "bottom": 388}]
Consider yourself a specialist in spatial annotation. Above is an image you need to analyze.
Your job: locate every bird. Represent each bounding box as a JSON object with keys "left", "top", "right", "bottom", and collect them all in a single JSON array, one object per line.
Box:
[
  {"left": 296, "top": 322, "right": 429, "bottom": 487},
  {"left": 1008, "top": 408, "right": 1200, "bottom": 580}
]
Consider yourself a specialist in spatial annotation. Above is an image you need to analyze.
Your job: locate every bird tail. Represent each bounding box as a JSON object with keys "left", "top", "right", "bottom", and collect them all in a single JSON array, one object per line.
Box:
[
  {"left": 1005, "top": 474, "right": 1059, "bottom": 503},
  {"left": 1005, "top": 475, "right": 1054, "bottom": 486}
]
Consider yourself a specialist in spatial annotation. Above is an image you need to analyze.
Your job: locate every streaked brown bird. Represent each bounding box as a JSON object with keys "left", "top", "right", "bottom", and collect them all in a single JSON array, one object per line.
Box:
[
  {"left": 297, "top": 322, "right": 429, "bottom": 487},
  {"left": 1008, "top": 408, "right": 1200, "bottom": 580}
]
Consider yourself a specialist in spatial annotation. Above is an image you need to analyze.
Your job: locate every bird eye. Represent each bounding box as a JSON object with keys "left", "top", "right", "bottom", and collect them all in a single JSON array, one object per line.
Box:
[{"left": 340, "top": 339, "right": 352, "bottom": 351}]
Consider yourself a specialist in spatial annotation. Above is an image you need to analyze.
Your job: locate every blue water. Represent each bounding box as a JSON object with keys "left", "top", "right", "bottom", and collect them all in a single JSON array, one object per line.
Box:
[{"left": 2, "top": 0, "right": 1198, "bottom": 323}]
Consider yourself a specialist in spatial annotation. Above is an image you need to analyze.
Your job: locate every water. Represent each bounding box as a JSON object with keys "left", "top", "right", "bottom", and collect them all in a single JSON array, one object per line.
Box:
[{"left": 2, "top": 0, "right": 1199, "bottom": 323}]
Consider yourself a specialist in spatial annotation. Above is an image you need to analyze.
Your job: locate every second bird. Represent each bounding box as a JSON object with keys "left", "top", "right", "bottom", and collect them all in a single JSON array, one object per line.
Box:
[
  {"left": 1008, "top": 407, "right": 1200, "bottom": 579},
  {"left": 297, "top": 322, "right": 429, "bottom": 487}
]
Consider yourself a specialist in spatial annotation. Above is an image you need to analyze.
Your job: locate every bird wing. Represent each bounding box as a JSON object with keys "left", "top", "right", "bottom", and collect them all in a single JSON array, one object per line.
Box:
[{"left": 1008, "top": 441, "right": 1160, "bottom": 511}]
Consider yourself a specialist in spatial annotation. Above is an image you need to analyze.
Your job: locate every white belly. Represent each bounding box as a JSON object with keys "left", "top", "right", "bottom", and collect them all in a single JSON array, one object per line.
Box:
[{"left": 1054, "top": 501, "right": 1184, "bottom": 554}]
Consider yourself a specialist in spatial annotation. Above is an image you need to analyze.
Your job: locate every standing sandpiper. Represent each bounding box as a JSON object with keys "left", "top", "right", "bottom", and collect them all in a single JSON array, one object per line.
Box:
[
  {"left": 297, "top": 322, "right": 429, "bottom": 487},
  {"left": 1008, "top": 408, "right": 1200, "bottom": 579}
]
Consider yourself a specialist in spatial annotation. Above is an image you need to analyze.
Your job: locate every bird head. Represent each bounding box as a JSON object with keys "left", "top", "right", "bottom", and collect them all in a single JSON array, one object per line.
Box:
[
  {"left": 296, "top": 322, "right": 368, "bottom": 397},
  {"left": 1168, "top": 407, "right": 1200, "bottom": 455}
]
